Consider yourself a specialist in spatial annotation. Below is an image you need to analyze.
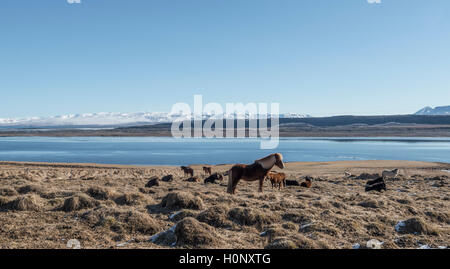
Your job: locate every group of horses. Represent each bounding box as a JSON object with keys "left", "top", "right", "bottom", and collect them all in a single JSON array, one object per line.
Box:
[
  {"left": 180, "top": 153, "right": 287, "bottom": 195},
  {"left": 180, "top": 166, "right": 213, "bottom": 177},
  {"left": 181, "top": 152, "right": 396, "bottom": 195}
]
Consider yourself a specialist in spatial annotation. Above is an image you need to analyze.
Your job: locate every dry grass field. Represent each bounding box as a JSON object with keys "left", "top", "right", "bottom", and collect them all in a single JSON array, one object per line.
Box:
[{"left": 0, "top": 160, "right": 448, "bottom": 249}]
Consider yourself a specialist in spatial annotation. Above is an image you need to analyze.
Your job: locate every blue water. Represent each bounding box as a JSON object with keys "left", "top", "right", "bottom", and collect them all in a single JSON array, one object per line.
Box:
[{"left": 0, "top": 137, "right": 449, "bottom": 165}]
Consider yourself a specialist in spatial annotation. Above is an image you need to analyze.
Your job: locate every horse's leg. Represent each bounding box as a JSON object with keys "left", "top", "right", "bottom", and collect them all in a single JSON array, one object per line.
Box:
[
  {"left": 259, "top": 177, "right": 264, "bottom": 192},
  {"left": 232, "top": 177, "right": 240, "bottom": 194},
  {"left": 227, "top": 170, "right": 236, "bottom": 194}
]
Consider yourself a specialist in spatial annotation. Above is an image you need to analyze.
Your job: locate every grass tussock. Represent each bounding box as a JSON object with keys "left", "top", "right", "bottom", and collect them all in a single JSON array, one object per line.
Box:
[
  {"left": 0, "top": 187, "right": 18, "bottom": 196},
  {"left": 11, "top": 195, "right": 43, "bottom": 211},
  {"left": 161, "top": 191, "right": 205, "bottom": 210},
  {"left": 174, "top": 217, "right": 219, "bottom": 247},
  {"left": 197, "top": 205, "right": 232, "bottom": 228},
  {"left": 228, "top": 207, "right": 280, "bottom": 228},
  {"left": 86, "top": 186, "right": 115, "bottom": 200},
  {"left": 114, "top": 193, "right": 149, "bottom": 206},
  {"left": 62, "top": 194, "right": 99, "bottom": 212}
]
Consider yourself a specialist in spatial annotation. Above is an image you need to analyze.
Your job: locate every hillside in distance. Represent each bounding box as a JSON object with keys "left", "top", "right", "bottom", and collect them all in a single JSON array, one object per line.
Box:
[
  {"left": 1, "top": 114, "right": 450, "bottom": 137},
  {"left": 415, "top": 106, "right": 450, "bottom": 115}
]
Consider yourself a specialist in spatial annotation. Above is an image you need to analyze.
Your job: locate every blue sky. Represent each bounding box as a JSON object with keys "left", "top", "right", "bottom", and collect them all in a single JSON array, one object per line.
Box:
[{"left": 1, "top": 0, "right": 449, "bottom": 118}]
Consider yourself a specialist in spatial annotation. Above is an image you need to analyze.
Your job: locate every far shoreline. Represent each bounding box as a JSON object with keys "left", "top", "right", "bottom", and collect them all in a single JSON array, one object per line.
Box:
[{"left": 1, "top": 159, "right": 449, "bottom": 170}]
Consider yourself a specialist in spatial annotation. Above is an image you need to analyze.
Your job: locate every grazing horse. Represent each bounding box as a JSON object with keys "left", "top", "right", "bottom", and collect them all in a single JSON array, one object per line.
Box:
[
  {"left": 203, "top": 166, "right": 212, "bottom": 176},
  {"left": 266, "top": 172, "right": 286, "bottom": 190},
  {"left": 227, "top": 153, "right": 285, "bottom": 194},
  {"left": 204, "top": 173, "right": 224, "bottom": 184},
  {"left": 180, "top": 166, "right": 194, "bottom": 177},
  {"left": 382, "top": 169, "right": 399, "bottom": 179}
]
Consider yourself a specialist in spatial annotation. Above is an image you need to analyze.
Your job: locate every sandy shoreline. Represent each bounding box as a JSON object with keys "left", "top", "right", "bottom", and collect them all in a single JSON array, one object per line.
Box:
[{"left": 0, "top": 160, "right": 449, "bottom": 249}]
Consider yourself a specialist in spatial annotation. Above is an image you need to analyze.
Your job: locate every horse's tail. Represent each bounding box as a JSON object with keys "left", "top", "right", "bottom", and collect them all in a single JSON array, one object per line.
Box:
[{"left": 227, "top": 168, "right": 233, "bottom": 194}]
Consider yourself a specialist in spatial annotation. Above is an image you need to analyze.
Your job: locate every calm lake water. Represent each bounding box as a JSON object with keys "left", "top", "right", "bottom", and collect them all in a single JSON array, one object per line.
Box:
[{"left": 0, "top": 137, "right": 449, "bottom": 165}]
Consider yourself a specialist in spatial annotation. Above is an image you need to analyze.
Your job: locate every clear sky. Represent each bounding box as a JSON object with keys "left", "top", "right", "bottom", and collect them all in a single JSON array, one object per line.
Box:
[{"left": 1, "top": 0, "right": 449, "bottom": 118}]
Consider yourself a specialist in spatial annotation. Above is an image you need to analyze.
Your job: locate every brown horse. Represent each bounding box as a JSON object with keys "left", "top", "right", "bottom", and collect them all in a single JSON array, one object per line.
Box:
[
  {"left": 227, "top": 153, "right": 285, "bottom": 194},
  {"left": 180, "top": 166, "right": 194, "bottom": 177},
  {"left": 266, "top": 172, "right": 286, "bottom": 190},
  {"left": 300, "top": 177, "right": 312, "bottom": 188},
  {"left": 202, "top": 166, "right": 212, "bottom": 176}
]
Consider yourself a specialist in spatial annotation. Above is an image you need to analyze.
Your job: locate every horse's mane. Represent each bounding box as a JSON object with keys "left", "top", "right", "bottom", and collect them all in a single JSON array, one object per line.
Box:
[{"left": 255, "top": 153, "right": 283, "bottom": 169}]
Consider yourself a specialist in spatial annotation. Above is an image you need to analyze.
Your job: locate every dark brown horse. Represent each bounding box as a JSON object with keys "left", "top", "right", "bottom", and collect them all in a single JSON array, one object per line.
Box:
[
  {"left": 180, "top": 166, "right": 194, "bottom": 177},
  {"left": 227, "top": 153, "right": 285, "bottom": 194},
  {"left": 202, "top": 166, "right": 212, "bottom": 176}
]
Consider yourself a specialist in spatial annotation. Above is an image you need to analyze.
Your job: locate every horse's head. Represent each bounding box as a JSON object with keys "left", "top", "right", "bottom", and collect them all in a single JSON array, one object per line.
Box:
[{"left": 274, "top": 153, "right": 285, "bottom": 169}]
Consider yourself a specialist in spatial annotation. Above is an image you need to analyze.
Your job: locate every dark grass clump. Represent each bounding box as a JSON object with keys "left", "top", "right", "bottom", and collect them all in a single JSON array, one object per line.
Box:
[
  {"left": 86, "top": 186, "right": 114, "bottom": 200},
  {"left": 0, "top": 187, "right": 18, "bottom": 196},
  {"left": 161, "top": 191, "right": 205, "bottom": 210},
  {"left": 174, "top": 217, "right": 219, "bottom": 247},
  {"left": 16, "top": 185, "right": 44, "bottom": 195},
  {"left": 10, "top": 195, "right": 43, "bottom": 211},
  {"left": 62, "top": 194, "right": 99, "bottom": 212},
  {"left": 114, "top": 193, "right": 148, "bottom": 206},
  {"left": 228, "top": 207, "right": 279, "bottom": 228},
  {"left": 197, "top": 205, "right": 232, "bottom": 228}
]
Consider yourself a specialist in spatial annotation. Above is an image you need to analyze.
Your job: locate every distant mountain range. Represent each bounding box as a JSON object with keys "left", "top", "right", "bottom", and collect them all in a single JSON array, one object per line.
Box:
[
  {"left": 0, "top": 112, "right": 310, "bottom": 128},
  {"left": 415, "top": 106, "right": 450, "bottom": 115},
  {"left": 1, "top": 106, "right": 449, "bottom": 129}
]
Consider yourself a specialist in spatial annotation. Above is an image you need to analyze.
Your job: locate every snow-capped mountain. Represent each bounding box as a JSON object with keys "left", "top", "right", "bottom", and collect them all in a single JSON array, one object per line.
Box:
[
  {"left": 415, "top": 106, "right": 450, "bottom": 115},
  {"left": 0, "top": 112, "right": 310, "bottom": 128}
]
